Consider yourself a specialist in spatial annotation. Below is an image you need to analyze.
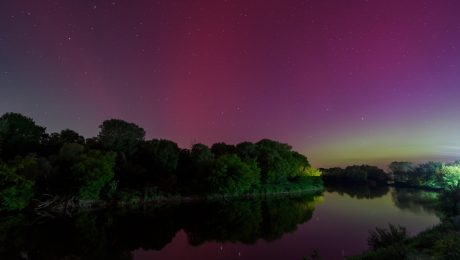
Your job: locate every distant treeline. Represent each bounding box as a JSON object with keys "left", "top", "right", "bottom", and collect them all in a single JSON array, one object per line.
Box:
[
  {"left": 0, "top": 112, "right": 322, "bottom": 212},
  {"left": 321, "top": 160, "right": 460, "bottom": 217},
  {"left": 321, "top": 165, "right": 388, "bottom": 184},
  {"left": 321, "top": 161, "right": 460, "bottom": 190}
]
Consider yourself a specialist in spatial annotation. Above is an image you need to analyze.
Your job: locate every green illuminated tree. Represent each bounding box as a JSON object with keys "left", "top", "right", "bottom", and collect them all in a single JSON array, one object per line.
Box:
[
  {"left": 255, "top": 139, "right": 310, "bottom": 184},
  {"left": 439, "top": 164, "right": 460, "bottom": 215},
  {"left": 71, "top": 150, "right": 116, "bottom": 200},
  {"left": 208, "top": 154, "right": 260, "bottom": 194},
  {"left": 440, "top": 165, "right": 460, "bottom": 190},
  {"left": 0, "top": 157, "right": 38, "bottom": 211}
]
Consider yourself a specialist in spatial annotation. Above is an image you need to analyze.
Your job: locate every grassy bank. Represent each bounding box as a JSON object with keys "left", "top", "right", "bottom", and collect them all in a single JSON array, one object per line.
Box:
[
  {"left": 40, "top": 177, "right": 323, "bottom": 211},
  {"left": 349, "top": 185, "right": 460, "bottom": 260},
  {"left": 349, "top": 217, "right": 460, "bottom": 259}
]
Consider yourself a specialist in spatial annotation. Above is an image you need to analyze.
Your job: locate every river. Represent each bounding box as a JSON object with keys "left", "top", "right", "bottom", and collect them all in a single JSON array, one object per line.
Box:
[{"left": 0, "top": 185, "right": 440, "bottom": 259}]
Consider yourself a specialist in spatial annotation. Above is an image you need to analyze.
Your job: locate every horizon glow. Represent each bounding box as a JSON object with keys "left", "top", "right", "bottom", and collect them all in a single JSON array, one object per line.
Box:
[{"left": 1, "top": 0, "right": 460, "bottom": 168}]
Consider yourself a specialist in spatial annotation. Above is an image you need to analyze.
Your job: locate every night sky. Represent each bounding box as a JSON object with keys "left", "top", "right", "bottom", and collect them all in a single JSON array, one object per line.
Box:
[{"left": 1, "top": 0, "right": 460, "bottom": 168}]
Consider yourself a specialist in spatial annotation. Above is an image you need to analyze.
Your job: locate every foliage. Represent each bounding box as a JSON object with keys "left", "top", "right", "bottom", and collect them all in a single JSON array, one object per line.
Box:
[
  {"left": 71, "top": 150, "right": 116, "bottom": 200},
  {"left": 440, "top": 164, "right": 460, "bottom": 190},
  {"left": 42, "top": 129, "right": 85, "bottom": 155},
  {"left": 190, "top": 143, "right": 214, "bottom": 163},
  {"left": 385, "top": 161, "right": 455, "bottom": 189},
  {"left": 438, "top": 188, "right": 460, "bottom": 216},
  {"left": 58, "top": 143, "right": 85, "bottom": 163},
  {"left": 413, "top": 161, "right": 443, "bottom": 187},
  {"left": 116, "top": 189, "right": 143, "bottom": 206},
  {"left": 0, "top": 112, "right": 46, "bottom": 159},
  {"left": 353, "top": 221, "right": 460, "bottom": 260},
  {"left": 303, "top": 167, "right": 322, "bottom": 177},
  {"left": 0, "top": 112, "right": 322, "bottom": 210},
  {"left": 432, "top": 232, "right": 460, "bottom": 260},
  {"left": 235, "top": 141, "right": 257, "bottom": 161},
  {"left": 135, "top": 139, "right": 181, "bottom": 176},
  {"left": 389, "top": 161, "right": 416, "bottom": 175},
  {"left": 436, "top": 164, "right": 460, "bottom": 215},
  {"left": 389, "top": 161, "right": 416, "bottom": 184},
  {"left": 367, "top": 224, "right": 408, "bottom": 250},
  {"left": 322, "top": 165, "right": 388, "bottom": 183},
  {"left": 255, "top": 139, "right": 310, "bottom": 184},
  {"left": 98, "top": 119, "right": 145, "bottom": 156},
  {"left": 103, "top": 180, "right": 119, "bottom": 199},
  {"left": 211, "top": 142, "right": 236, "bottom": 158},
  {"left": 0, "top": 159, "right": 36, "bottom": 211},
  {"left": 183, "top": 143, "right": 214, "bottom": 191},
  {"left": 208, "top": 154, "right": 260, "bottom": 194}
]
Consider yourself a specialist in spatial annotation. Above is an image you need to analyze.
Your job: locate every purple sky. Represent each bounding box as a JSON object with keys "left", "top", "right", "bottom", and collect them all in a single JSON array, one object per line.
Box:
[{"left": 1, "top": 0, "right": 460, "bottom": 167}]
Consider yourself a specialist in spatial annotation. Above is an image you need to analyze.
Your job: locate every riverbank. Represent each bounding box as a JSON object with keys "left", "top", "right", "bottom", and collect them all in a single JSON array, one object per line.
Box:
[
  {"left": 346, "top": 182, "right": 460, "bottom": 259},
  {"left": 349, "top": 216, "right": 460, "bottom": 259},
  {"left": 33, "top": 178, "right": 323, "bottom": 213}
]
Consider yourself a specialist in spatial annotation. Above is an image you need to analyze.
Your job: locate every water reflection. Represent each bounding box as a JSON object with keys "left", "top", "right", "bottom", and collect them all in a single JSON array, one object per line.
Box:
[
  {"left": 0, "top": 194, "right": 322, "bottom": 260},
  {"left": 0, "top": 185, "right": 442, "bottom": 260},
  {"left": 391, "top": 188, "right": 439, "bottom": 214},
  {"left": 325, "top": 181, "right": 389, "bottom": 199},
  {"left": 325, "top": 182, "right": 440, "bottom": 214}
]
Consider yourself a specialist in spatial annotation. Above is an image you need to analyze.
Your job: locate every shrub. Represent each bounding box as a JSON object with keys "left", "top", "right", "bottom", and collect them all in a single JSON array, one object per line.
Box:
[
  {"left": 71, "top": 150, "right": 116, "bottom": 200},
  {"left": 0, "top": 164, "right": 35, "bottom": 211},
  {"left": 433, "top": 232, "right": 460, "bottom": 260},
  {"left": 368, "top": 224, "right": 408, "bottom": 250},
  {"left": 208, "top": 154, "right": 260, "bottom": 194}
]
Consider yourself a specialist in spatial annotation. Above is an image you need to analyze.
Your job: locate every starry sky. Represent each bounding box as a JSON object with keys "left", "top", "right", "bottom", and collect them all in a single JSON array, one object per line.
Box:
[{"left": 1, "top": 0, "right": 460, "bottom": 168}]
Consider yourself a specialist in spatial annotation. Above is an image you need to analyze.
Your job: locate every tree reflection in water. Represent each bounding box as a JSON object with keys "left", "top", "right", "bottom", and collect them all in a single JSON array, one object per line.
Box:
[
  {"left": 390, "top": 188, "right": 439, "bottom": 215},
  {"left": 324, "top": 181, "right": 389, "bottom": 199},
  {"left": 0, "top": 193, "right": 323, "bottom": 260},
  {"left": 325, "top": 182, "right": 440, "bottom": 215}
]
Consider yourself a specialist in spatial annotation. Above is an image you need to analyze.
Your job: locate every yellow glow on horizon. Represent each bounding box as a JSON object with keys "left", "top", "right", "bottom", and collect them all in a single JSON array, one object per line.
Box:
[{"left": 304, "top": 118, "right": 460, "bottom": 168}]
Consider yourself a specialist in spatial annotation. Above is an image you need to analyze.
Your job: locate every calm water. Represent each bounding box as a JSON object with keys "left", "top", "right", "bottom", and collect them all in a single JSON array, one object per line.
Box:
[{"left": 0, "top": 185, "right": 440, "bottom": 260}]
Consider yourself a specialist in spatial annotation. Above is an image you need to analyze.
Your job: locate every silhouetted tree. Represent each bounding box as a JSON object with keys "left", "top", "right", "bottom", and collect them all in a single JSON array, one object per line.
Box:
[
  {"left": 187, "top": 143, "right": 214, "bottom": 191},
  {"left": 127, "top": 139, "right": 181, "bottom": 189},
  {"left": 42, "top": 129, "right": 85, "bottom": 155},
  {"left": 236, "top": 141, "right": 258, "bottom": 161},
  {"left": 98, "top": 119, "right": 145, "bottom": 157},
  {"left": 0, "top": 112, "right": 46, "bottom": 159},
  {"left": 389, "top": 161, "right": 416, "bottom": 183},
  {"left": 210, "top": 142, "right": 236, "bottom": 158},
  {"left": 136, "top": 139, "right": 181, "bottom": 175},
  {"left": 0, "top": 113, "right": 323, "bottom": 210}
]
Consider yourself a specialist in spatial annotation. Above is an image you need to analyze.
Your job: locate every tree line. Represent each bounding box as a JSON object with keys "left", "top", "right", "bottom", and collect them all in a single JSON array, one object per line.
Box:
[
  {"left": 0, "top": 112, "right": 322, "bottom": 212},
  {"left": 321, "top": 160, "right": 460, "bottom": 215}
]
